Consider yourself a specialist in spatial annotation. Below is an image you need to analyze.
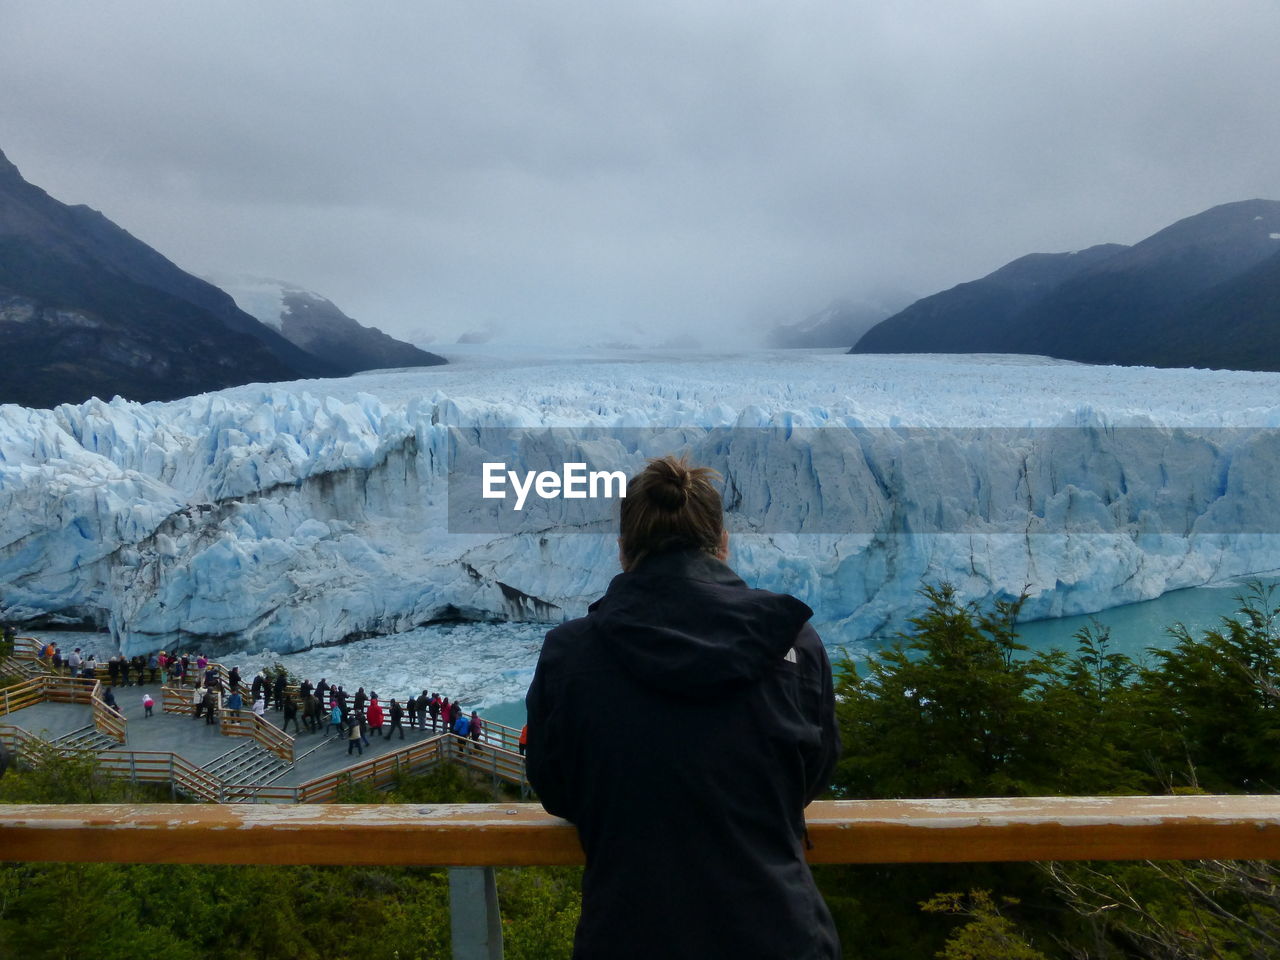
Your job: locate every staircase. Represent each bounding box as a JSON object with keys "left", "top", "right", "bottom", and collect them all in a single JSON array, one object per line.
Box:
[
  {"left": 0, "top": 655, "right": 43, "bottom": 679},
  {"left": 52, "top": 724, "right": 116, "bottom": 754},
  {"left": 204, "top": 740, "right": 290, "bottom": 791}
]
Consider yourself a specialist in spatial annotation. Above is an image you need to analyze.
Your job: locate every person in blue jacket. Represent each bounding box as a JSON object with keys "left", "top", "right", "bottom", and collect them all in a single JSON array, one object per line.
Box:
[{"left": 526, "top": 455, "right": 840, "bottom": 959}]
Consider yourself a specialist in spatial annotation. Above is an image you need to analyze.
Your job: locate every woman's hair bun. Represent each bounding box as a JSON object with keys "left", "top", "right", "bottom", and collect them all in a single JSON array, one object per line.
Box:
[
  {"left": 618, "top": 455, "right": 723, "bottom": 569},
  {"left": 647, "top": 456, "right": 691, "bottom": 510}
]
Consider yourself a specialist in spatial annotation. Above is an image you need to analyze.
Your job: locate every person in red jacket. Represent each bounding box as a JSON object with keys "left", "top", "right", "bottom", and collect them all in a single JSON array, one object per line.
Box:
[
  {"left": 366, "top": 695, "right": 385, "bottom": 737},
  {"left": 526, "top": 456, "right": 840, "bottom": 960}
]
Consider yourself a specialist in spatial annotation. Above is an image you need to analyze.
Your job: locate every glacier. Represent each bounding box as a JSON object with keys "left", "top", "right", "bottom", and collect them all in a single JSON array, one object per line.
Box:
[{"left": 3, "top": 346, "right": 1280, "bottom": 659}]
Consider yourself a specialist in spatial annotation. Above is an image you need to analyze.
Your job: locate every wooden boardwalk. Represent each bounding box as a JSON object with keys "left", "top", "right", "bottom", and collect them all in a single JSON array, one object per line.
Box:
[{"left": 0, "top": 639, "right": 529, "bottom": 803}]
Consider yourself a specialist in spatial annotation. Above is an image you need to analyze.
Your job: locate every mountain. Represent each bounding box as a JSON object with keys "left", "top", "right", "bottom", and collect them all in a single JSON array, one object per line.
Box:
[
  {"left": 853, "top": 200, "right": 1280, "bottom": 370},
  {"left": 768, "top": 291, "right": 916, "bottom": 348},
  {"left": 853, "top": 245, "right": 1127, "bottom": 354},
  {"left": 206, "top": 276, "right": 445, "bottom": 373},
  {"left": 1150, "top": 248, "right": 1280, "bottom": 371},
  {"left": 0, "top": 148, "right": 348, "bottom": 408}
]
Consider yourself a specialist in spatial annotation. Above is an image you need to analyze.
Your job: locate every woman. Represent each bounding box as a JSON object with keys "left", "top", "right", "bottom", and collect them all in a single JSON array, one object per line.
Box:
[
  {"left": 367, "top": 695, "right": 384, "bottom": 736},
  {"left": 526, "top": 455, "right": 840, "bottom": 959}
]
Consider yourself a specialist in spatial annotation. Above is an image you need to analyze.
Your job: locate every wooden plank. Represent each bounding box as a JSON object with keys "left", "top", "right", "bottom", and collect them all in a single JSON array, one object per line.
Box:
[
  {"left": 4, "top": 797, "right": 1280, "bottom": 868},
  {"left": 803, "top": 796, "right": 1280, "bottom": 864}
]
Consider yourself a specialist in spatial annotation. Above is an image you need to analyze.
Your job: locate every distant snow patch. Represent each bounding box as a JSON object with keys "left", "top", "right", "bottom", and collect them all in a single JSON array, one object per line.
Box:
[{"left": 1270, "top": 233, "right": 1280, "bottom": 240}]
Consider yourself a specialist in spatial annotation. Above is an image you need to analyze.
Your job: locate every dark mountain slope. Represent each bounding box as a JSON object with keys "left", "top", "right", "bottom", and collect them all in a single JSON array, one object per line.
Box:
[
  {"left": 854, "top": 244, "right": 1127, "bottom": 353},
  {"left": 1012, "top": 199, "right": 1280, "bottom": 363},
  {"left": 0, "top": 148, "right": 339, "bottom": 408},
  {"left": 1152, "top": 248, "right": 1280, "bottom": 371},
  {"left": 852, "top": 199, "right": 1280, "bottom": 370}
]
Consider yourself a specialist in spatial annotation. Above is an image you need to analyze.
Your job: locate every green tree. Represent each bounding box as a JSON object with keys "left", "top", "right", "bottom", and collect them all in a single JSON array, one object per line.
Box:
[
  {"left": 1138, "top": 581, "right": 1280, "bottom": 792},
  {"left": 833, "top": 584, "right": 1059, "bottom": 799}
]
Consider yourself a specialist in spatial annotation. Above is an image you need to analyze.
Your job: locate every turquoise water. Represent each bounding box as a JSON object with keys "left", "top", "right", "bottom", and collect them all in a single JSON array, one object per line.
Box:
[
  {"left": 486, "top": 578, "right": 1280, "bottom": 729},
  {"left": 1015, "top": 578, "right": 1279, "bottom": 666}
]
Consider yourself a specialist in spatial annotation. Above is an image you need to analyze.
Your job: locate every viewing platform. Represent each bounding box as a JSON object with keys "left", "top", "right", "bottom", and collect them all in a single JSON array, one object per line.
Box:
[{"left": 0, "top": 638, "right": 528, "bottom": 803}]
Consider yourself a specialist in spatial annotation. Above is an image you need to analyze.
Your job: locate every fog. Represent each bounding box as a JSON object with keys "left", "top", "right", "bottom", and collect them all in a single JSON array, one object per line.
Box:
[{"left": 3, "top": 0, "right": 1279, "bottom": 345}]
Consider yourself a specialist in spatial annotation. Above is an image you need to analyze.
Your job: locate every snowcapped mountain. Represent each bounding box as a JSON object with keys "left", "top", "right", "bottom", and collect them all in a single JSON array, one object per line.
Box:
[
  {"left": 206, "top": 275, "right": 446, "bottom": 374},
  {"left": 0, "top": 148, "right": 338, "bottom": 408},
  {"left": 768, "top": 291, "right": 916, "bottom": 348},
  {"left": 3, "top": 349, "right": 1279, "bottom": 658}
]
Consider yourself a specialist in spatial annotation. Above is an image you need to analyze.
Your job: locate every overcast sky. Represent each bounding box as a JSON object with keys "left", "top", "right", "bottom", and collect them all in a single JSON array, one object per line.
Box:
[{"left": 3, "top": 1, "right": 1279, "bottom": 345}]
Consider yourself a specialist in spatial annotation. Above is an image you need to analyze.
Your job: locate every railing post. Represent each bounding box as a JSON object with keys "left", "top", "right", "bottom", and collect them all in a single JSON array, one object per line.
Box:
[{"left": 449, "top": 867, "right": 503, "bottom": 960}]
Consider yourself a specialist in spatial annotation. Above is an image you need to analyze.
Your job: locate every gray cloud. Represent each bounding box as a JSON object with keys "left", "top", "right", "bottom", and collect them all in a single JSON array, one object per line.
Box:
[{"left": 3, "top": 0, "right": 1279, "bottom": 344}]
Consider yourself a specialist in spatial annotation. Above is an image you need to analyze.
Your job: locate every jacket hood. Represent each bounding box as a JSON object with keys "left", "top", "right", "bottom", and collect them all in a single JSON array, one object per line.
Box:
[{"left": 588, "top": 548, "right": 813, "bottom": 698}]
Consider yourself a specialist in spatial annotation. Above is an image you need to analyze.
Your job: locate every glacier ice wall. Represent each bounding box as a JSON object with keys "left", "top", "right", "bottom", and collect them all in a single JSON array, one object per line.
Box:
[{"left": 3, "top": 350, "right": 1280, "bottom": 656}]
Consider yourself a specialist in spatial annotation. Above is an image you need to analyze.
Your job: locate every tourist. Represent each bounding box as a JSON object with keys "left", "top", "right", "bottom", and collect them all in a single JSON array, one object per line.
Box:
[
  {"left": 428, "top": 692, "right": 441, "bottom": 732},
  {"left": 328, "top": 703, "right": 343, "bottom": 736},
  {"left": 272, "top": 672, "right": 286, "bottom": 711},
  {"left": 192, "top": 684, "right": 207, "bottom": 720},
  {"left": 301, "top": 692, "right": 317, "bottom": 732},
  {"left": 252, "top": 695, "right": 266, "bottom": 720},
  {"left": 452, "top": 710, "right": 470, "bottom": 751},
  {"left": 346, "top": 715, "right": 363, "bottom": 756},
  {"left": 148, "top": 652, "right": 159, "bottom": 683},
  {"left": 367, "top": 695, "right": 384, "bottom": 737},
  {"left": 406, "top": 692, "right": 419, "bottom": 729},
  {"left": 120, "top": 655, "right": 131, "bottom": 686},
  {"left": 108, "top": 655, "right": 120, "bottom": 686},
  {"left": 388, "top": 699, "right": 405, "bottom": 740},
  {"left": 142, "top": 692, "right": 154, "bottom": 718},
  {"left": 226, "top": 689, "right": 243, "bottom": 714},
  {"left": 202, "top": 687, "right": 218, "bottom": 725},
  {"left": 525, "top": 455, "right": 841, "bottom": 958},
  {"left": 469, "top": 711, "right": 483, "bottom": 748}
]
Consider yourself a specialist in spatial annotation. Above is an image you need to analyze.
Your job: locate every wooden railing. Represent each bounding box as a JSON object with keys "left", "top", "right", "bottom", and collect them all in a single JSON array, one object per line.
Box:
[
  {"left": 7, "top": 796, "right": 1280, "bottom": 865},
  {"left": 4, "top": 796, "right": 1280, "bottom": 960},
  {"left": 444, "top": 736, "right": 530, "bottom": 795},
  {"left": 39, "top": 674, "right": 96, "bottom": 705},
  {"left": 161, "top": 683, "right": 199, "bottom": 715},
  {"left": 0, "top": 722, "right": 45, "bottom": 756},
  {"left": 89, "top": 679, "right": 127, "bottom": 744},
  {"left": 0, "top": 677, "right": 43, "bottom": 717},
  {"left": 95, "top": 750, "right": 224, "bottom": 802},
  {"left": 296, "top": 734, "right": 448, "bottom": 803},
  {"left": 220, "top": 711, "right": 295, "bottom": 763}
]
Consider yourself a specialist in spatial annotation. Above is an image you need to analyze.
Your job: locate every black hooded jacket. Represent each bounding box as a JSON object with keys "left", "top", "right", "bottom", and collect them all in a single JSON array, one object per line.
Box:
[{"left": 525, "top": 548, "right": 840, "bottom": 959}]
